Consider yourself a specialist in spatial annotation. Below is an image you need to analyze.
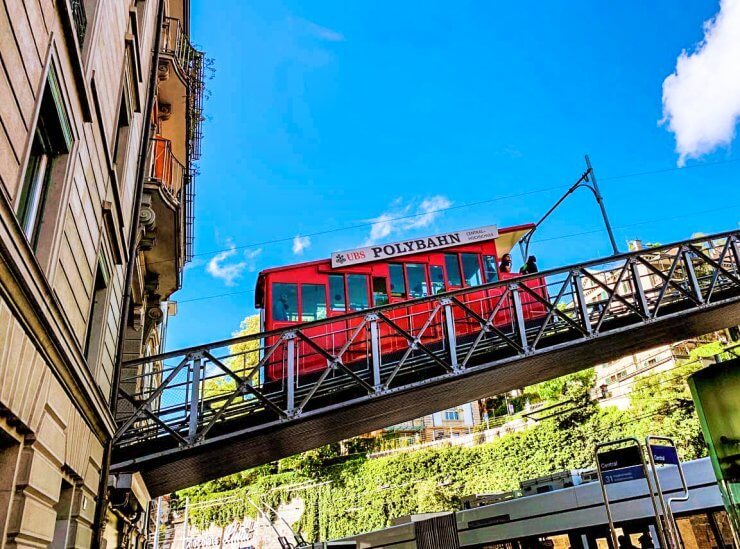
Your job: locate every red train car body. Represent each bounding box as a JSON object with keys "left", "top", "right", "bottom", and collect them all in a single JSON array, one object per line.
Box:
[{"left": 255, "top": 224, "right": 547, "bottom": 382}]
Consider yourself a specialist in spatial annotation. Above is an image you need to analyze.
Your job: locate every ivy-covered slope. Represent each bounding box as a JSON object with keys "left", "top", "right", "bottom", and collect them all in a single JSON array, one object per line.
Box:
[{"left": 178, "top": 348, "right": 721, "bottom": 541}]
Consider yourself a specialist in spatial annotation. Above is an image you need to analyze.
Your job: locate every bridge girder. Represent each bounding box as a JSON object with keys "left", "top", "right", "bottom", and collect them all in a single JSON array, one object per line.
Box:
[{"left": 111, "top": 231, "right": 740, "bottom": 495}]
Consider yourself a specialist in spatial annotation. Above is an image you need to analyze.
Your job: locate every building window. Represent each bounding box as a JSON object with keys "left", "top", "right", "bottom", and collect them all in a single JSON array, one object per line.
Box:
[
  {"left": 17, "top": 65, "right": 72, "bottom": 248},
  {"left": 51, "top": 480, "right": 74, "bottom": 549},
  {"left": 444, "top": 410, "right": 460, "bottom": 421},
  {"left": 112, "top": 90, "right": 131, "bottom": 184},
  {"left": 84, "top": 256, "right": 110, "bottom": 367},
  {"left": 0, "top": 431, "right": 21, "bottom": 534}
]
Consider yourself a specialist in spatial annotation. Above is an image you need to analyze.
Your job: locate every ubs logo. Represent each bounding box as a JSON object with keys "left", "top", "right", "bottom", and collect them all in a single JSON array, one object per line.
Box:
[{"left": 335, "top": 254, "right": 347, "bottom": 265}]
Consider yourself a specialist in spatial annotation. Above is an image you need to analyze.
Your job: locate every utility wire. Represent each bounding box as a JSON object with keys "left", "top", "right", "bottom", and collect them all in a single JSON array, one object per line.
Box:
[
  {"left": 174, "top": 203, "right": 738, "bottom": 305},
  {"left": 151, "top": 157, "right": 740, "bottom": 268}
]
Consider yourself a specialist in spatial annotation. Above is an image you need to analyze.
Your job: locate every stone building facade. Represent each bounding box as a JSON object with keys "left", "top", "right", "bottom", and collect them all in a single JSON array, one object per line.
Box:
[{"left": 0, "top": 0, "right": 203, "bottom": 546}]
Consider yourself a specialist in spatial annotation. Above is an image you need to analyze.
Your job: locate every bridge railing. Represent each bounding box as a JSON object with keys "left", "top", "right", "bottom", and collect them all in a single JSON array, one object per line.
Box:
[{"left": 112, "top": 231, "right": 740, "bottom": 454}]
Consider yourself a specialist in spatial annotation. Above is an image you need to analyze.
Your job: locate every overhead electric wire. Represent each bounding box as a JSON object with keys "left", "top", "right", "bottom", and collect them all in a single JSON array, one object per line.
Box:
[
  {"left": 149, "top": 157, "right": 740, "bottom": 269},
  {"left": 175, "top": 203, "right": 739, "bottom": 305}
]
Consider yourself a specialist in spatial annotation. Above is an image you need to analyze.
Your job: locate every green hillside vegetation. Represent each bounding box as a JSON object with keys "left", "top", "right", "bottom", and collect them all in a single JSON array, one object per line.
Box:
[{"left": 176, "top": 338, "right": 729, "bottom": 542}]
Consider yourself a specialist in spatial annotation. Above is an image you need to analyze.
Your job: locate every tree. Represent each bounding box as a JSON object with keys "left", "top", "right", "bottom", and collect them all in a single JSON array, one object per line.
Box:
[
  {"left": 529, "top": 368, "right": 595, "bottom": 402},
  {"left": 203, "top": 314, "right": 261, "bottom": 402}
]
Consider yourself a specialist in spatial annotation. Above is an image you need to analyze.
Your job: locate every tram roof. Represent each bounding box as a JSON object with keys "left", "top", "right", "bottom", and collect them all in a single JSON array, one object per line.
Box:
[{"left": 257, "top": 222, "right": 535, "bottom": 277}]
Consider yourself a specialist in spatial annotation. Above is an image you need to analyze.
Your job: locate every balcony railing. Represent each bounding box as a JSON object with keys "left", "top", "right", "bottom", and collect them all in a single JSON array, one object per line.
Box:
[
  {"left": 70, "top": 0, "right": 87, "bottom": 46},
  {"left": 149, "top": 137, "right": 195, "bottom": 261},
  {"left": 150, "top": 137, "right": 185, "bottom": 200},
  {"left": 160, "top": 17, "right": 205, "bottom": 161}
]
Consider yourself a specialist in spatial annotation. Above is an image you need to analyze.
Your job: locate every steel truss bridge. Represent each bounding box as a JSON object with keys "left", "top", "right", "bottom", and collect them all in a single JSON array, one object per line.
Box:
[{"left": 112, "top": 231, "right": 740, "bottom": 495}]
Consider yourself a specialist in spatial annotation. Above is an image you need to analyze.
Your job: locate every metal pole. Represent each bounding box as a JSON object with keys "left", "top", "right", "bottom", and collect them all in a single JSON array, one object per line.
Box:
[
  {"left": 188, "top": 355, "right": 202, "bottom": 441},
  {"left": 585, "top": 155, "right": 619, "bottom": 255},
  {"left": 510, "top": 286, "right": 529, "bottom": 352},
  {"left": 183, "top": 496, "right": 189, "bottom": 549},
  {"left": 646, "top": 436, "right": 689, "bottom": 549},
  {"left": 153, "top": 496, "right": 162, "bottom": 549},
  {"left": 369, "top": 316, "right": 382, "bottom": 388},
  {"left": 286, "top": 333, "right": 296, "bottom": 414},
  {"left": 638, "top": 444, "right": 671, "bottom": 549},
  {"left": 572, "top": 271, "right": 592, "bottom": 335},
  {"left": 442, "top": 299, "right": 459, "bottom": 370}
]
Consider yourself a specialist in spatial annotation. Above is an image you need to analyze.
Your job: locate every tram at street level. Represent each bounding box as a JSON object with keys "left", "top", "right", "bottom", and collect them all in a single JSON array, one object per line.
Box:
[
  {"left": 346, "top": 457, "right": 736, "bottom": 548},
  {"left": 255, "top": 223, "right": 549, "bottom": 381}
]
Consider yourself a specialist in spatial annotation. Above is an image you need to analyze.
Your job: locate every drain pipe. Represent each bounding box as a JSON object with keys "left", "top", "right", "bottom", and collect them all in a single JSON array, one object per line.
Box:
[{"left": 92, "top": 0, "right": 165, "bottom": 545}]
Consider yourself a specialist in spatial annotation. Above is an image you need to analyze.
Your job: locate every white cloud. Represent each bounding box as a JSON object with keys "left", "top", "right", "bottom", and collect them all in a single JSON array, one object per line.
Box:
[
  {"left": 206, "top": 245, "right": 262, "bottom": 285},
  {"left": 289, "top": 16, "right": 345, "bottom": 42},
  {"left": 364, "top": 195, "right": 452, "bottom": 245},
  {"left": 292, "top": 235, "right": 311, "bottom": 255},
  {"left": 661, "top": 0, "right": 740, "bottom": 166}
]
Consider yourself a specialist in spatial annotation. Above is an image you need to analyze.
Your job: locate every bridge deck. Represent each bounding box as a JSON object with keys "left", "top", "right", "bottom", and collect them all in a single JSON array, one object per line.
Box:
[{"left": 111, "top": 231, "right": 740, "bottom": 495}]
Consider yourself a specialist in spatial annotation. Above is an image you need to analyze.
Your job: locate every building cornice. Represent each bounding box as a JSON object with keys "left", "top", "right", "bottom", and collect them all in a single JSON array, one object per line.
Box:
[{"left": 0, "top": 191, "right": 116, "bottom": 442}]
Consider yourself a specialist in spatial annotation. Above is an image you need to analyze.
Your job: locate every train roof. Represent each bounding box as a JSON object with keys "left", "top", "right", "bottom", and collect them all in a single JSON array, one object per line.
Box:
[
  {"left": 257, "top": 222, "right": 535, "bottom": 277},
  {"left": 254, "top": 223, "right": 534, "bottom": 308}
]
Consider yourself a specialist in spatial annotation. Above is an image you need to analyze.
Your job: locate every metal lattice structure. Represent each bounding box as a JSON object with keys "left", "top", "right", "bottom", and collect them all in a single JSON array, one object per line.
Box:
[{"left": 112, "top": 231, "right": 740, "bottom": 495}]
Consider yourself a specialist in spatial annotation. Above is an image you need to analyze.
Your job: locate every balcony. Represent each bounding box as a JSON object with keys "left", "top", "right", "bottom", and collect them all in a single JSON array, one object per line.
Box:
[
  {"left": 158, "top": 16, "right": 204, "bottom": 163},
  {"left": 150, "top": 137, "right": 185, "bottom": 200},
  {"left": 142, "top": 137, "right": 193, "bottom": 299}
]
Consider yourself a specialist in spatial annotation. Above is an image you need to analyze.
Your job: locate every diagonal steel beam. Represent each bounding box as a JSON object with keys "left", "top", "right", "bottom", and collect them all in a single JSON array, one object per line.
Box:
[
  {"left": 579, "top": 268, "right": 647, "bottom": 321},
  {"left": 637, "top": 252, "right": 702, "bottom": 316},
  {"left": 113, "top": 354, "right": 192, "bottom": 442},
  {"left": 531, "top": 272, "right": 573, "bottom": 349},
  {"left": 688, "top": 240, "right": 740, "bottom": 301},
  {"left": 593, "top": 262, "right": 630, "bottom": 333},
  {"left": 516, "top": 278, "right": 589, "bottom": 337},
  {"left": 295, "top": 329, "right": 375, "bottom": 394},
  {"left": 450, "top": 292, "right": 522, "bottom": 355},
  {"left": 376, "top": 312, "right": 454, "bottom": 373},
  {"left": 118, "top": 390, "right": 190, "bottom": 446},
  {"left": 382, "top": 303, "right": 442, "bottom": 390},
  {"left": 203, "top": 351, "right": 287, "bottom": 419}
]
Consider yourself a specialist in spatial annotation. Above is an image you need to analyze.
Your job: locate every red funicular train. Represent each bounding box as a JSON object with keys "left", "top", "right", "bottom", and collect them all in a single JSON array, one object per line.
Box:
[{"left": 255, "top": 224, "right": 548, "bottom": 382}]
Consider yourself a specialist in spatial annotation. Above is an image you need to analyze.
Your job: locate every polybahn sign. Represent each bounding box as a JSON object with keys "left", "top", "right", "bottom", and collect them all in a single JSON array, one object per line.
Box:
[{"left": 330, "top": 225, "right": 499, "bottom": 267}]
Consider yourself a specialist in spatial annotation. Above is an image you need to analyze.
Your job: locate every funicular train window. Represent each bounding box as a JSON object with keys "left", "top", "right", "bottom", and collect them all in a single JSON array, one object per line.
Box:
[
  {"left": 301, "top": 284, "right": 327, "bottom": 321},
  {"left": 444, "top": 254, "right": 462, "bottom": 287},
  {"left": 461, "top": 253, "right": 483, "bottom": 286},
  {"left": 329, "top": 275, "right": 346, "bottom": 312},
  {"left": 430, "top": 265, "right": 445, "bottom": 294},
  {"left": 406, "top": 263, "right": 428, "bottom": 298},
  {"left": 389, "top": 264, "right": 406, "bottom": 297},
  {"left": 347, "top": 274, "right": 369, "bottom": 310},
  {"left": 272, "top": 283, "right": 298, "bottom": 322},
  {"left": 483, "top": 255, "right": 498, "bottom": 282},
  {"left": 373, "top": 277, "right": 389, "bottom": 306}
]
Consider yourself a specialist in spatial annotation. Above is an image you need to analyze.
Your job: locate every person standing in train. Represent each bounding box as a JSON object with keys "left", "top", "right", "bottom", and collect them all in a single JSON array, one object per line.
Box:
[
  {"left": 520, "top": 255, "right": 538, "bottom": 274},
  {"left": 499, "top": 253, "right": 513, "bottom": 273}
]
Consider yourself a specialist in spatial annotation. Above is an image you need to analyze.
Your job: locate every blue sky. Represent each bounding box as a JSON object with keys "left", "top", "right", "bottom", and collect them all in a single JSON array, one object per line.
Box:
[{"left": 166, "top": 0, "right": 740, "bottom": 350}]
